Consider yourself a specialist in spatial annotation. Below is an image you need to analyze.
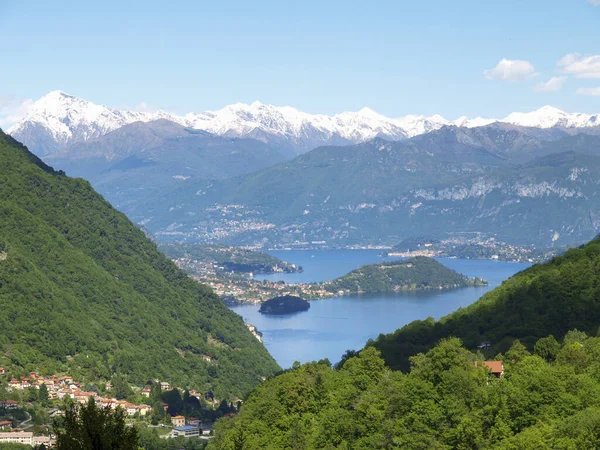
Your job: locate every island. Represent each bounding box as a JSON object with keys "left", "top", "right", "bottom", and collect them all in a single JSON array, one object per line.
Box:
[
  {"left": 259, "top": 295, "right": 311, "bottom": 315},
  {"left": 324, "top": 256, "right": 487, "bottom": 294}
]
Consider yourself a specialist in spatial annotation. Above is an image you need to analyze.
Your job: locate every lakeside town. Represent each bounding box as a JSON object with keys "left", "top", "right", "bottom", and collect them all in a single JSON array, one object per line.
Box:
[
  {"left": 167, "top": 237, "right": 560, "bottom": 305},
  {"left": 0, "top": 367, "right": 239, "bottom": 447}
]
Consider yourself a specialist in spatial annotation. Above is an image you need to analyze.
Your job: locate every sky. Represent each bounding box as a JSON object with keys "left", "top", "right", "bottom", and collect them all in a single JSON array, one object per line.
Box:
[{"left": 1, "top": 0, "right": 599, "bottom": 127}]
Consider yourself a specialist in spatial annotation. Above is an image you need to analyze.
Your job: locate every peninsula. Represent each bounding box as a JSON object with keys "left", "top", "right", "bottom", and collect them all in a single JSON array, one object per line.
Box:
[{"left": 324, "top": 256, "right": 487, "bottom": 295}]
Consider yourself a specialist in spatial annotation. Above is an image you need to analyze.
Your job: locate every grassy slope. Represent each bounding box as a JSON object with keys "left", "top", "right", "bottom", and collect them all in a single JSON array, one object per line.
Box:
[{"left": 0, "top": 130, "right": 278, "bottom": 398}]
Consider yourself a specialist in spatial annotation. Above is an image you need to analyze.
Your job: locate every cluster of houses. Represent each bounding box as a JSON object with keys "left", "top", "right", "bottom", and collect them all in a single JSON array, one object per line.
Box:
[
  {"left": 4, "top": 372, "right": 153, "bottom": 417},
  {"left": 1, "top": 370, "right": 218, "bottom": 442},
  {"left": 167, "top": 416, "right": 214, "bottom": 439}
]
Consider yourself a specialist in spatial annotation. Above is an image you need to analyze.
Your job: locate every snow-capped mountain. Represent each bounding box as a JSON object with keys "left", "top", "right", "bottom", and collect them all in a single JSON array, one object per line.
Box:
[
  {"left": 504, "top": 105, "right": 600, "bottom": 129},
  {"left": 7, "top": 91, "right": 600, "bottom": 157}
]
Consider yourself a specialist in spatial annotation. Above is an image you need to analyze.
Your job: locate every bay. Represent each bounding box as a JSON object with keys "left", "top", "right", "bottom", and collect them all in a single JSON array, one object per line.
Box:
[{"left": 230, "top": 250, "right": 530, "bottom": 368}]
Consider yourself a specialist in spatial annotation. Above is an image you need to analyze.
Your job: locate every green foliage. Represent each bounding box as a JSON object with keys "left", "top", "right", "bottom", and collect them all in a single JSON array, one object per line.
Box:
[
  {"left": 370, "top": 238, "right": 600, "bottom": 371},
  {"left": 111, "top": 374, "right": 134, "bottom": 401},
  {"left": 208, "top": 334, "right": 600, "bottom": 449},
  {"left": 534, "top": 335, "right": 561, "bottom": 362},
  {"left": 327, "top": 256, "right": 486, "bottom": 294},
  {"left": 137, "top": 426, "right": 208, "bottom": 449},
  {"left": 0, "top": 444, "right": 34, "bottom": 450},
  {"left": 0, "top": 130, "right": 278, "bottom": 398},
  {"left": 54, "top": 398, "right": 138, "bottom": 449}
]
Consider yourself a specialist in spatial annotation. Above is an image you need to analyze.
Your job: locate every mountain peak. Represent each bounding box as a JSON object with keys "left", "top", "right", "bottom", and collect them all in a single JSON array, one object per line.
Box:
[
  {"left": 8, "top": 91, "right": 600, "bottom": 157},
  {"left": 535, "top": 105, "right": 566, "bottom": 114},
  {"left": 503, "top": 105, "right": 597, "bottom": 129}
]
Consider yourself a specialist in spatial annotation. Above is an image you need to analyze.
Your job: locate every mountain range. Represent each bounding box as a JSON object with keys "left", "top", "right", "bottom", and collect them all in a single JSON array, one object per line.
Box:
[
  {"left": 43, "top": 119, "right": 291, "bottom": 212},
  {"left": 6, "top": 91, "right": 600, "bottom": 249},
  {"left": 114, "top": 126, "right": 600, "bottom": 248},
  {"left": 9, "top": 91, "right": 600, "bottom": 157}
]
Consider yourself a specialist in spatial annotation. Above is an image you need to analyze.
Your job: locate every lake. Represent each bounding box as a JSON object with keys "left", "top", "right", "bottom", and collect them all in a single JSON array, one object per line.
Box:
[{"left": 229, "top": 250, "right": 530, "bottom": 368}]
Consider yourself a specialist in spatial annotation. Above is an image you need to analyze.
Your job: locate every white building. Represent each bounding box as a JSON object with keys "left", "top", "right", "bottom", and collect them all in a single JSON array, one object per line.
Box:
[
  {"left": 0, "top": 432, "right": 34, "bottom": 445},
  {"left": 171, "top": 425, "right": 200, "bottom": 438}
]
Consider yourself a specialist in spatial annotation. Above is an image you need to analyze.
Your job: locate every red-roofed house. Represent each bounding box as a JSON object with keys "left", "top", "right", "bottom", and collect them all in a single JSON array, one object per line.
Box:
[
  {"left": 475, "top": 361, "right": 504, "bottom": 378},
  {"left": 0, "top": 400, "right": 18, "bottom": 410},
  {"left": 0, "top": 368, "right": 5, "bottom": 375},
  {"left": 0, "top": 420, "right": 12, "bottom": 430}
]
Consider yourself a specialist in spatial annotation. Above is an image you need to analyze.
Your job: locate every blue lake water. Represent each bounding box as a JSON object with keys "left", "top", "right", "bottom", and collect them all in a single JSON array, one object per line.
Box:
[{"left": 229, "top": 250, "right": 530, "bottom": 368}]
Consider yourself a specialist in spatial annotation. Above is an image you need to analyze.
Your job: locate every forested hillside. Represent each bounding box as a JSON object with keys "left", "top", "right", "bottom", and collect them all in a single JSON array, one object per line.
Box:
[
  {"left": 209, "top": 332, "right": 600, "bottom": 449},
  {"left": 370, "top": 236, "right": 600, "bottom": 371},
  {"left": 0, "top": 130, "right": 279, "bottom": 399},
  {"left": 326, "top": 256, "right": 486, "bottom": 294}
]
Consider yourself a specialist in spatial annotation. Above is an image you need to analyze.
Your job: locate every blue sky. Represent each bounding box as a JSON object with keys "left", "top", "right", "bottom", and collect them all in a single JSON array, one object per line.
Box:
[{"left": 1, "top": 0, "right": 599, "bottom": 126}]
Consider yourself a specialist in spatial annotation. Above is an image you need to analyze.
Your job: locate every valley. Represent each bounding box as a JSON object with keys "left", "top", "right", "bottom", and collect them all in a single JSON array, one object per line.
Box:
[{"left": 6, "top": 2, "right": 600, "bottom": 448}]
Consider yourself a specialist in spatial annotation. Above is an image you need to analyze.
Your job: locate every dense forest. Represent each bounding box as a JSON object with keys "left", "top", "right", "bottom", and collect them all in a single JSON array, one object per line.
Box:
[
  {"left": 0, "top": 130, "right": 279, "bottom": 399},
  {"left": 326, "top": 256, "right": 486, "bottom": 294},
  {"left": 369, "top": 237, "right": 600, "bottom": 371},
  {"left": 208, "top": 331, "right": 600, "bottom": 449}
]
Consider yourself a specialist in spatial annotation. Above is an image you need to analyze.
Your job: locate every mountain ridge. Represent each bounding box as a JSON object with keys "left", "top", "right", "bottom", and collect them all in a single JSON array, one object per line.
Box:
[
  {"left": 0, "top": 129, "right": 279, "bottom": 398},
  {"left": 128, "top": 130, "right": 600, "bottom": 247},
  {"left": 9, "top": 90, "right": 600, "bottom": 156}
]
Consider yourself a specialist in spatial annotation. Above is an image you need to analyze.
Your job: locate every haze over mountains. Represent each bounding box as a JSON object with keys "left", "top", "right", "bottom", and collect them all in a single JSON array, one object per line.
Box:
[
  {"left": 128, "top": 130, "right": 600, "bottom": 248},
  {"left": 6, "top": 90, "right": 600, "bottom": 249}
]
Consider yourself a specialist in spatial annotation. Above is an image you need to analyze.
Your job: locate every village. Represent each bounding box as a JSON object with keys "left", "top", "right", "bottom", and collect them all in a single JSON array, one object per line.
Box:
[{"left": 0, "top": 367, "right": 225, "bottom": 447}]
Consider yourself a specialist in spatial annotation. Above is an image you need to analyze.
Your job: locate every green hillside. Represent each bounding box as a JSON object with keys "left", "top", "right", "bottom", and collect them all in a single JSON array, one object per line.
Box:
[
  {"left": 370, "top": 236, "right": 600, "bottom": 371},
  {"left": 0, "top": 130, "right": 279, "bottom": 399},
  {"left": 208, "top": 333, "right": 600, "bottom": 450},
  {"left": 326, "top": 256, "right": 486, "bottom": 294},
  {"left": 206, "top": 235, "right": 600, "bottom": 449}
]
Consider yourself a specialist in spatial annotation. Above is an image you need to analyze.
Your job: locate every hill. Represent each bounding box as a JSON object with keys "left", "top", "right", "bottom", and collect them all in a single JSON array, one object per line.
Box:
[
  {"left": 130, "top": 130, "right": 600, "bottom": 247},
  {"left": 206, "top": 237, "right": 600, "bottom": 449},
  {"left": 208, "top": 333, "right": 600, "bottom": 449},
  {"left": 369, "top": 235, "right": 600, "bottom": 371},
  {"left": 0, "top": 129, "right": 279, "bottom": 399},
  {"left": 326, "top": 256, "right": 487, "bottom": 294},
  {"left": 43, "top": 119, "right": 291, "bottom": 214}
]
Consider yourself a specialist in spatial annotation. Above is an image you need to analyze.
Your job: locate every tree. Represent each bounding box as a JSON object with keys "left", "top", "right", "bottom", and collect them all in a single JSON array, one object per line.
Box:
[
  {"left": 54, "top": 397, "right": 139, "bottom": 449},
  {"left": 505, "top": 340, "right": 530, "bottom": 364},
  {"left": 563, "top": 329, "right": 588, "bottom": 345},
  {"left": 534, "top": 336, "right": 561, "bottom": 362},
  {"left": 111, "top": 374, "right": 133, "bottom": 401},
  {"left": 38, "top": 383, "right": 49, "bottom": 406},
  {"left": 27, "top": 386, "right": 38, "bottom": 402}
]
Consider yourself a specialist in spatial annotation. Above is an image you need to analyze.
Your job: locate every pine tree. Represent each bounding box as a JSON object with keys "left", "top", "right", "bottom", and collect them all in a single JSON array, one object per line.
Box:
[{"left": 54, "top": 397, "right": 138, "bottom": 450}]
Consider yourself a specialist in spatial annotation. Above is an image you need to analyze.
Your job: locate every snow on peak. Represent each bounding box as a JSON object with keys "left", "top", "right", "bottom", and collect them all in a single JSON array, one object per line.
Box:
[
  {"left": 8, "top": 91, "right": 182, "bottom": 149},
  {"left": 8, "top": 91, "right": 600, "bottom": 156},
  {"left": 503, "top": 106, "right": 599, "bottom": 129}
]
